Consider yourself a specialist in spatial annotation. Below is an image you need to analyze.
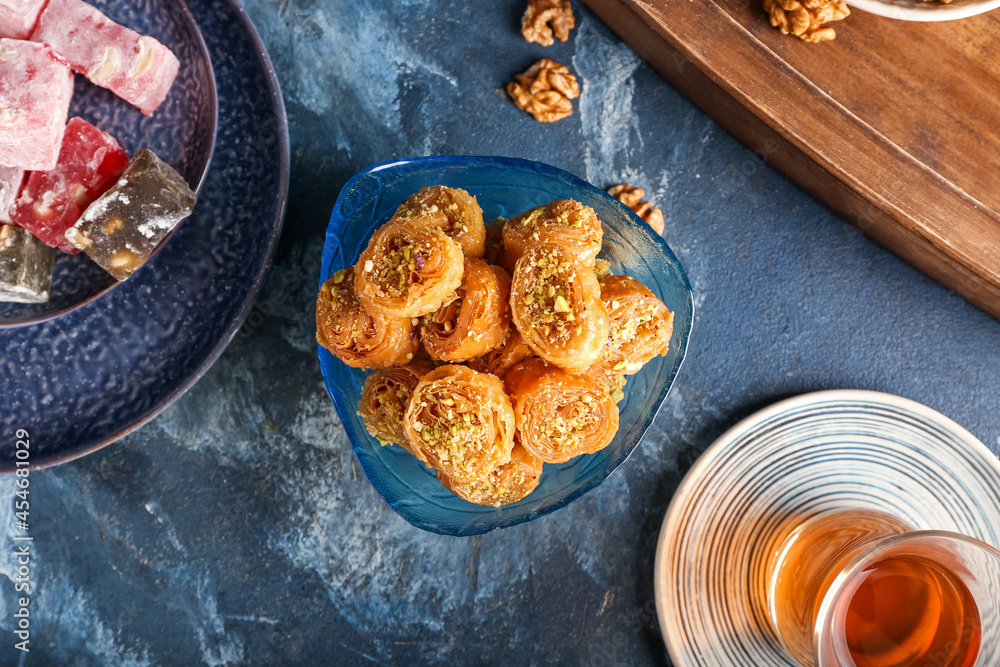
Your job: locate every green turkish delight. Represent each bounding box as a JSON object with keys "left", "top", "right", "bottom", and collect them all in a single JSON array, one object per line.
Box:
[{"left": 0, "top": 224, "right": 55, "bottom": 303}]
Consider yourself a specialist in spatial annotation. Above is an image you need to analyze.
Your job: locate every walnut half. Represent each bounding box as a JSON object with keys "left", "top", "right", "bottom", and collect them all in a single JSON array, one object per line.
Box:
[
  {"left": 521, "top": 0, "right": 576, "bottom": 47},
  {"left": 608, "top": 184, "right": 665, "bottom": 235},
  {"left": 763, "top": 0, "right": 849, "bottom": 43},
  {"left": 507, "top": 59, "right": 580, "bottom": 123}
]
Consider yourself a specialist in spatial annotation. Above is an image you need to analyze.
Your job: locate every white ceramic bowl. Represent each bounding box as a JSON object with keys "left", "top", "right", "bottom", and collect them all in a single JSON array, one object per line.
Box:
[{"left": 846, "top": 0, "right": 1000, "bottom": 21}]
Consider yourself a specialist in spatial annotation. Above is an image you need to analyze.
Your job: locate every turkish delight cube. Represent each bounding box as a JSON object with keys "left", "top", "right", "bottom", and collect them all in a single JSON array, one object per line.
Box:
[
  {"left": 0, "top": 224, "right": 54, "bottom": 302},
  {"left": 32, "top": 0, "right": 180, "bottom": 115},
  {"left": 65, "top": 149, "right": 196, "bottom": 281},
  {"left": 0, "top": 0, "right": 47, "bottom": 40},
  {"left": 0, "top": 38, "right": 74, "bottom": 170},
  {"left": 0, "top": 163, "right": 24, "bottom": 223},
  {"left": 10, "top": 117, "right": 129, "bottom": 254}
]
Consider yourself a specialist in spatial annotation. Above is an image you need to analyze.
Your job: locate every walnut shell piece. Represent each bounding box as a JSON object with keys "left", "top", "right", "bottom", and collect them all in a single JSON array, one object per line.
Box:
[
  {"left": 607, "top": 184, "right": 665, "bottom": 235},
  {"left": 507, "top": 58, "right": 580, "bottom": 123},
  {"left": 763, "top": 0, "right": 849, "bottom": 43},
  {"left": 521, "top": 0, "right": 576, "bottom": 47}
]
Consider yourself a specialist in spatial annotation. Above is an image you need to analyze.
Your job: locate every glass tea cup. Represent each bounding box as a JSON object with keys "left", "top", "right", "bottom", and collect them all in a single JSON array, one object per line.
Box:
[{"left": 766, "top": 508, "right": 1000, "bottom": 667}]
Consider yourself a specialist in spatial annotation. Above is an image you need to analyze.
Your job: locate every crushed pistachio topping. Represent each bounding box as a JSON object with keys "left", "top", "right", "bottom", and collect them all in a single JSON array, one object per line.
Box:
[
  {"left": 369, "top": 236, "right": 433, "bottom": 298},
  {"left": 594, "top": 259, "right": 612, "bottom": 281},
  {"left": 317, "top": 269, "right": 375, "bottom": 351},
  {"left": 519, "top": 208, "right": 545, "bottom": 229},
  {"left": 519, "top": 248, "right": 579, "bottom": 341},
  {"left": 608, "top": 301, "right": 661, "bottom": 346},
  {"left": 450, "top": 462, "right": 533, "bottom": 506},
  {"left": 518, "top": 202, "right": 596, "bottom": 238},
  {"left": 322, "top": 270, "right": 359, "bottom": 315},
  {"left": 362, "top": 379, "right": 414, "bottom": 445},
  {"left": 556, "top": 208, "right": 580, "bottom": 227},
  {"left": 542, "top": 399, "right": 599, "bottom": 447},
  {"left": 424, "top": 294, "right": 463, "bottom": 339},
  {"left": 413, "top": 388, "right": 493, "bottom": 478},
  {"left": 396, "top": 188, "right": 478, "bottom": 241}
]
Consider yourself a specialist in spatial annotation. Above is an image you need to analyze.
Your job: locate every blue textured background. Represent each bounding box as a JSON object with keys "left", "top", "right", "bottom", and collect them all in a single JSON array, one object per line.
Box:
[{"left": 1, "top": 0, "right": 999, "bottom": 665}]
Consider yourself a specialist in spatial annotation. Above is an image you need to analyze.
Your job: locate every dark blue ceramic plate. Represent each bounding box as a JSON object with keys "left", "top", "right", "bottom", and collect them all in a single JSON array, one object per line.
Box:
[
  {"left": 318, "top": 156, "right": 694, "bottom": 536},
  {"left": 0, "top": 0, "right": 288, "bottom": 469},
  {"left": 0, "top": 0, "right": 217, "bottom": 327}
]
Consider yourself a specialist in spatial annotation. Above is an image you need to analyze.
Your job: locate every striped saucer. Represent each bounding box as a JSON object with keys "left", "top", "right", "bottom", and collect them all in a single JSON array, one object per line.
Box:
[{"left": 654, "top": 390, "right": 1000, "bottom": 667}]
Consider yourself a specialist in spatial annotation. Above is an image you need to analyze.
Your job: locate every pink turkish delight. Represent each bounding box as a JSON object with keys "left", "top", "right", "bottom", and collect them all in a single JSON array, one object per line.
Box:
[
  {"left": 10, "top": 116, "right": 129, "bottom": 253},
  {"left": 0, "top": 38, "right": 74, "bottom": 171},
  {"left": 0, "top": 164, "right": 24, "bottom": 223},
  {"left": 0, "top": 0, "right": 47, "bottom": 40},
  {"left": 32, "top": 0, "right": 180, "bottom": 115}
]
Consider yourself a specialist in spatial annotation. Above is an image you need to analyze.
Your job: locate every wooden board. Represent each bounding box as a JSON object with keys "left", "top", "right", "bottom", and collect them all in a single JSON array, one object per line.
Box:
[{"left": 582, "top": 0, "right": 1000, "bottom": 318}]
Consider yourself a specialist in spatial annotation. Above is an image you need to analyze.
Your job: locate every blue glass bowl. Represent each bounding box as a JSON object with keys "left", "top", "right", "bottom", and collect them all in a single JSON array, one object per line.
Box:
[
  {"left": 0, "top": 0, "right": 217, "bottom": 328},
  {"left": 318, "top": 155, "right": 694, "bottom": 536}
]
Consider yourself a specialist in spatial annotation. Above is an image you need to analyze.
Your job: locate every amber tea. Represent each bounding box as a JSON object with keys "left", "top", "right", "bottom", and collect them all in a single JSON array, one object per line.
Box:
[
  {"left": 767, "top": 509, "right": 985, "bottom": 667},
  {"left": 837, "top": 555, "right": 980, "bottom": 667}
]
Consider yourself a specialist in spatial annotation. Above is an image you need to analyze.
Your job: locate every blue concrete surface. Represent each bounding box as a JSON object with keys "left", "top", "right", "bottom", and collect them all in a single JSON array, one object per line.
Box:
[{"left": 2, "top": 0, "right": 999, "bottom": 665}]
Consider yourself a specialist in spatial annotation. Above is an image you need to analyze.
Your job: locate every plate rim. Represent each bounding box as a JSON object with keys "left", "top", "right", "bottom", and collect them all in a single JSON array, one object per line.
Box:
[
  {"left": 653, "top": 388, "right": 1000, "bottom": 666},
  {"left": 318, "top": 153, "right": 695, "bottom": 536},
  {"left": 9, "top": 0, "right": 290, "bottom": 472}
]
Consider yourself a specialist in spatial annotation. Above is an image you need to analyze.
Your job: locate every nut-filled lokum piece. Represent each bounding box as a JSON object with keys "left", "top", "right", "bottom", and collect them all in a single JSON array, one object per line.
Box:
[
  {"left": 0, "top": 224, "right": 54, "bottom": 302},
  {"left": 64, "top": 149, "right": 196, "bottom": 281},
  {"left": 0, "top": 0, "right": 47, "bottom": 40},
  {"left": 0, "top": 164, "right": 24, "bottom": 223},
  {"left": 10, "top": 117, "right": 129, "bottom": 253},
  {"left": 32, "top": 0, "right": 180, "bottom": 114},
  {"left": 0, "top": 38, "right": 74, "bottom": 170}
]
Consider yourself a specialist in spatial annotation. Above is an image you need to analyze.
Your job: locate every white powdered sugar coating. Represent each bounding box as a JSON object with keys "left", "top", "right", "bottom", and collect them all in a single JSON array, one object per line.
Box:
[
  {"left": 80, "top": 188, "right": 123, "bottom": 224},
  {"left": 137, "top": 212, "right": 183, "bottom": 239}
]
